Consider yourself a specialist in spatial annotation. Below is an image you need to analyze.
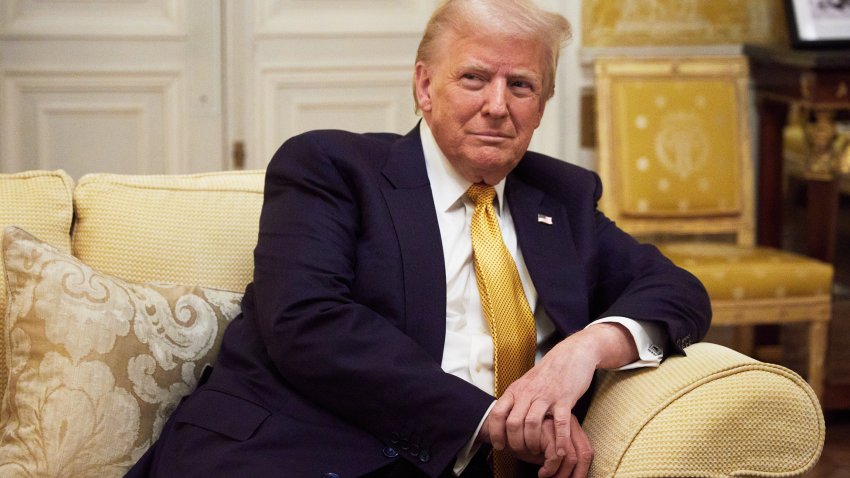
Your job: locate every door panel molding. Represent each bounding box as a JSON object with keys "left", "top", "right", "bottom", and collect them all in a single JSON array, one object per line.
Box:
[
  {"left": 255, "top": 0, "right": 437, "bottom": 37},
  {"left": 1, "top": 0, "right": 185, "bottom": 39},
  {"left": 2, "top": 70, "right": 185, "bottom": 175},
  {"left": 255, "top": 63, "right": 418, "bottom": 164}
]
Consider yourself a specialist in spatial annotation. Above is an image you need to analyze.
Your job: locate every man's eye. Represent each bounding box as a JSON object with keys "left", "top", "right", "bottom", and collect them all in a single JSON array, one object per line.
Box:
[
  {"left": 510, "top": 80, "right": 538, "bottom": 97},
  {"left": 460, "top": 74, "right": 485, "bottom": 88}
]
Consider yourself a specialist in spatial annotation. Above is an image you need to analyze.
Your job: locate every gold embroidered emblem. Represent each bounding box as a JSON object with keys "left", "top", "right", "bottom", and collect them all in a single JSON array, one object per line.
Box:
[{"left": 654, "top": 111, "right": 709, "bottom": 179}]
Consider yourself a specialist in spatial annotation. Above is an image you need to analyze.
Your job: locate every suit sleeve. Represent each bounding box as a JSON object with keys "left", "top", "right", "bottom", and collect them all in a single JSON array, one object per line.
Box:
[
  {"left": 587, "top": 172, "right": 712, "bottom": 355},
  {"left": 251, "top": 133, "right": 492, "bottom": 477}
]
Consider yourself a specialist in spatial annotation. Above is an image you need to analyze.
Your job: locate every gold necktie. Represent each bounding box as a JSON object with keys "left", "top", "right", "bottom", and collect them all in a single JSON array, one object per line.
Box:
[{"left": 467, "top": 183, "right": 536, "bottom": 478}]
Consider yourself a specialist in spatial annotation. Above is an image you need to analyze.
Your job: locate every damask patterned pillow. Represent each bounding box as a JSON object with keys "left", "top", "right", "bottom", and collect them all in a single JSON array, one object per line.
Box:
[
  {"left": 0, "top": 170, "right": 75, "bottom": 405},
  {"left": 0, "top": 226, "right": 243, "bottom": 477}
]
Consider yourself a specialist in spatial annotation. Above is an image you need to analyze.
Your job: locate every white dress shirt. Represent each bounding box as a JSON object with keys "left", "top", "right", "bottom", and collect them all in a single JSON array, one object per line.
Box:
[{"left": 418, "top": 121, "right": 666, "bottom": 473}]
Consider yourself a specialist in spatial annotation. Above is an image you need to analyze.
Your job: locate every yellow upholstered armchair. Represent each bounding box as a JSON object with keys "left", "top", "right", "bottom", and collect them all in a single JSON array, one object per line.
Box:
[{"left": 593, "top": 56, "right": 833, "bottom": 400}]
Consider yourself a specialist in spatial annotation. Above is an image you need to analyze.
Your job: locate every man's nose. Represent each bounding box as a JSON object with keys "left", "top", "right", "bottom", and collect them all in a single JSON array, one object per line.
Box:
[{"left": 482, "top": 81, "right": 509, "bottom": 117}]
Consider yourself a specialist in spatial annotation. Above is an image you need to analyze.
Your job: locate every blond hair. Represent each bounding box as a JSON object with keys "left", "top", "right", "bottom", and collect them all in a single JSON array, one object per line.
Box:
[{"left": 414, "top": 0, "right": 571, "bottom": 109}]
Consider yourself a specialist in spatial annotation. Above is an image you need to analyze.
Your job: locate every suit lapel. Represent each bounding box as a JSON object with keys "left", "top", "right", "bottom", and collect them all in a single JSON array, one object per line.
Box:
[
  {"left": 380, "top": 127, "right": 447, "bottom": 362},
  {"left": 507, "top": 174, "right": 589, "bottom": 336},
  {"left": 379, "top": 129, "right": 590, "bottom": 356}
]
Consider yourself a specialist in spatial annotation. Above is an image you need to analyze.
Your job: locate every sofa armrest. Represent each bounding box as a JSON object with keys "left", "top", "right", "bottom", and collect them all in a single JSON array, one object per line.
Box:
[{"left": 584, "top": 342, "right": 825, "bottom": 477}]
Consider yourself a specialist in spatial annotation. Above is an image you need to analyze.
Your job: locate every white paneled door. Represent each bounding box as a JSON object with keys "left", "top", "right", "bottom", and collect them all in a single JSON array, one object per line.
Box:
[
  {"left": 0, "top": 0, "right": 226, "bottom": 178},
  {"left": 0, "top": 0, "right": 433, "bottom": 177},
  {"left": 1, "top": 1, "right": 580, "bottom": 177}
]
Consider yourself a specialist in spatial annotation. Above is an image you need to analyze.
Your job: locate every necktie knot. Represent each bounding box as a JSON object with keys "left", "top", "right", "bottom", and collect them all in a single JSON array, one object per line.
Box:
[{"left": 466, "top": 183, "right": 496, "bottom": 207}]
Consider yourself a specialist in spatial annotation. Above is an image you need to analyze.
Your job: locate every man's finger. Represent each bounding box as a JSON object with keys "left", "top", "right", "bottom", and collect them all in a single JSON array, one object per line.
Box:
[
  {"left": 488, "top": 393, "right": 513, "bottom": 450},
  {"left": 559, "top": 436, "right": 578, "bottom": 478},
  {"left": 569, "top": 415, "right": 593, "bottom": 478},
  {"left": 552, "top": 403, "right": 573, "bottom": 458},
  {"left": 523, "top": 399, "right": 550, "bottom": 455},
  {"left": 505, "top": 392, "right": 533, "bottom": 452},
  {"left": 537, "top": 432, "right": 562, "bottom": 478}
]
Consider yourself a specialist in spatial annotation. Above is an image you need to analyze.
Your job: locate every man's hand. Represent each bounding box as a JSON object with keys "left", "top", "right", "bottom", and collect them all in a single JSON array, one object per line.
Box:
[
  {"left": 522, "top": 415, "right": 592, "bottom": 478},
  {"left": 478, "top": 413, "right": 592, "bottom": 478},
  {"left": 484, "top": 323, "right": 639, "bottom": 475}
]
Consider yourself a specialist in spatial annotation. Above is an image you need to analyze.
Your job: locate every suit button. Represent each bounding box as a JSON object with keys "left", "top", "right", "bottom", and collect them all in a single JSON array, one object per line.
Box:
[
  {"left": 322, "top": 474, "right": 339, "bottom": 478},
  {"left": 390, "top": 432, "right": 400, "bottom": 444},
  {"left": 382, "top": 446, "right": 399, "bottom": 458},
  {"left": 419, "top": 450, "right": 431, "bottom": 463},
  {"left": 409, "top": 444, "right": 420, "bottom": 457}
]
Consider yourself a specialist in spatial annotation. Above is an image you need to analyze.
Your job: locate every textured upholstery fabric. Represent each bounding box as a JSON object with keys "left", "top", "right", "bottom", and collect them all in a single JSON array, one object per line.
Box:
[
  {"left": 0, "top": 170, "right": 75, "bottom": 407},
  {"left": 0, "top": 227, "right": 242, "bottom": 477},
  {"left": 658, "top": 242, "right": 834, "bottom": 300},
  {"left": 72, "top": 171, "right": 264, "bottom": 291},
  {"left": 610, "top": 79, "right": 741, "bottom": 217},
  {"left": 586, "top": 342, "right": 824, "bottom": 477}
]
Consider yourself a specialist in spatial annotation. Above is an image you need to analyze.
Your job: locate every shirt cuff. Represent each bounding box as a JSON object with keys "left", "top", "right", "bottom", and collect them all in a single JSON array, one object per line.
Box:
[
  {"left": 587, "top": 317, "right": 666, "bottom": 370},
  {"left": 453, "top": 401, "right": 495, "bottom": 476}
]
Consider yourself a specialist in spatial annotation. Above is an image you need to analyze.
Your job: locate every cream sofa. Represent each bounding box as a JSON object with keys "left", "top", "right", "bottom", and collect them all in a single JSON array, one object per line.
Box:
[{"left": 0, "top": 170, "right": 826, "bottom": 477}]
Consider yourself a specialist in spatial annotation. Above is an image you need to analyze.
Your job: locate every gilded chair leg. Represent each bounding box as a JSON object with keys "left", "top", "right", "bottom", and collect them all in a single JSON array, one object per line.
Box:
[
  {"left": 733, "top": 325, "right": 755, "bottom": 357},
  {"left": 808, "top": 321, "right": 828, "bottom": 400}
]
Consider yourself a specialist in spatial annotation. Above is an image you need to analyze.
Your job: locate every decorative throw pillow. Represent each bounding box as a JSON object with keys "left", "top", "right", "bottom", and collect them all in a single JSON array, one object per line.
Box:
[
  {"left": 0, "top": 226, "right": 242, "bottom": 477},
  {"left": 0, "top": 169, "right": 75, "bottom": 403}
]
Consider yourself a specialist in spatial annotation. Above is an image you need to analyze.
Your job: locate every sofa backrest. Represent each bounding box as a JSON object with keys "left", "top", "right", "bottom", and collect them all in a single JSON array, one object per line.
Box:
[
  {"left": 72, "top": 171, "right": 265, "bottom": 291},
  {"left": 1, "top": 169, "right": 265, "bottom": 406}
]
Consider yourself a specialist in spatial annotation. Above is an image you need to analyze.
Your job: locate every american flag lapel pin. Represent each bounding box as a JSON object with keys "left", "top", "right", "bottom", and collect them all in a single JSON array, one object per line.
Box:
[{"left": 537, "top": 213, "right": 553, "bottom": 225}]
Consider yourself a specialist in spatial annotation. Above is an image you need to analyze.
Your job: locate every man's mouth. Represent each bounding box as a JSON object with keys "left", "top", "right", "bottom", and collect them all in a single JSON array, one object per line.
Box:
[{"left": 472, "top": 131, "right": 513, "bottom": 141}]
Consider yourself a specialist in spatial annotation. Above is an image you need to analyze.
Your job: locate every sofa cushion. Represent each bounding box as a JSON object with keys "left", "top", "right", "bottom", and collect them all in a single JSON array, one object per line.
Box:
[
  {"left": 0, "top": 170, "right": 74, "bottom": 407},
  {"left": 72, "top": 171, "right": 265, "bottom": 292},
  {"left": 0, "top": 226, "right": 242, "bottom": 477}
]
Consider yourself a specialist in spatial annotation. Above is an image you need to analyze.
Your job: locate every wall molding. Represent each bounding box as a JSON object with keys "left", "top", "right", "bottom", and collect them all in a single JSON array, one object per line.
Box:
[
  {"left": 1, "top": 70, "right": 185, "bottom": 173},
  {"left": 255, "top": 63, "right": 416, "bottom": 161},
  {"left": 254, "top": 0, "right": 435, "bottom": 37},
  {"left": 0, "top": 0, "right": 186, "bottom": 39},
  {"left": 35, "top": 102, "right": 151, "bottom": 172}
]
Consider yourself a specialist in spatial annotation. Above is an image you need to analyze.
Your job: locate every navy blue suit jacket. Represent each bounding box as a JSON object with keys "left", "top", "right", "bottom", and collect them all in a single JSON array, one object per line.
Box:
[{"left": 130, "top": 126, "right": 710, "bottom": 478}]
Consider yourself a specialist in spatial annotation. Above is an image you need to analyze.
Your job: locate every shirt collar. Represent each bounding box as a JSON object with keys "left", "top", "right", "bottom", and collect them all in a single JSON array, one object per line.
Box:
[{"left": 419, "top": 120, "right": 506, "bottom": 214}]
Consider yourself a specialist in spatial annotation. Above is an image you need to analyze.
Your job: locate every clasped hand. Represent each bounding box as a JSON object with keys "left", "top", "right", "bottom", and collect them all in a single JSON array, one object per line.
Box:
[{"left": 479, "top": 323, "right": 639, "bottom": 477}]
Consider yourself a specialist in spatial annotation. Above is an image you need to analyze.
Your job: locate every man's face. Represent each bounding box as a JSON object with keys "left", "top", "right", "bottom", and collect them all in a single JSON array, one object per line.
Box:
[{"left": 415, "top": 32, "right": 548, "bottom": 185}]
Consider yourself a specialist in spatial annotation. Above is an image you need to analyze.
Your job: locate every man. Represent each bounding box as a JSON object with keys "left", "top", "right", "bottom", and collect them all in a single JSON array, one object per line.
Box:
[{"left": 127, "top": 1, "right": 710, "bottom": 477}]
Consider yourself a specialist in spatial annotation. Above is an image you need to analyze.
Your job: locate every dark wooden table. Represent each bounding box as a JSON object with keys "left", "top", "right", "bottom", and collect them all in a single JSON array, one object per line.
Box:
[{"left": 744, "top": 44, "right": 850, "bottom": 263}]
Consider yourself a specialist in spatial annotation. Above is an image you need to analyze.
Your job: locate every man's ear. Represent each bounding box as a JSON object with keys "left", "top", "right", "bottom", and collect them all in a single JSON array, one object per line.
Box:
[{"left": 414, "top": 62, "right": 433, "bottom": 112}]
